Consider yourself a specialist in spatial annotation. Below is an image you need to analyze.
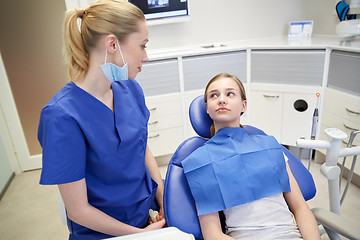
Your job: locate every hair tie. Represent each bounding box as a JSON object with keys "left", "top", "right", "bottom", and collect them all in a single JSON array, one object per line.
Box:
[{"left": 76, "top": 8, "right": 87, "bottom": 19}]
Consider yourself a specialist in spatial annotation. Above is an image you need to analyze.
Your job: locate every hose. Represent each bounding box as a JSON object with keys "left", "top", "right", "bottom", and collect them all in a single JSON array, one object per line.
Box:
[{"left": 339, "top": 130, "right": 360, "bottom": 205}]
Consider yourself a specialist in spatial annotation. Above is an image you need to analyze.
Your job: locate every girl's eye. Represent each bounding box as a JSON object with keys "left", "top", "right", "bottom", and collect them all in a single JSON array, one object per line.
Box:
[
  {"left": 228, "top": 92, "right": 235, "bottom": 96},
  {"left": 210, "top": 93, "right": 218, "bottom": 98}
]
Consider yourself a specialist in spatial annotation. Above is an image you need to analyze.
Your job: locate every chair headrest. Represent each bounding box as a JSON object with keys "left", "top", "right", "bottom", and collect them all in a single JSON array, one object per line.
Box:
[{"left": 189, "top": 95, "right": 213, "bottom": 139}]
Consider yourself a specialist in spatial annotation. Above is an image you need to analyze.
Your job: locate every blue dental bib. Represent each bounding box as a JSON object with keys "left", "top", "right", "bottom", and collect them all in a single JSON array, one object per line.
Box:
[{"left": 182, "top": 127, "right": 290, "bottom": 216}]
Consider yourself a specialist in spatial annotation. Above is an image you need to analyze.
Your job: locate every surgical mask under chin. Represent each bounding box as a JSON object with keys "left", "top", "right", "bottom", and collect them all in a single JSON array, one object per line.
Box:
[{"left": 100, "top": 41, "right": 128, "bottom": 82}]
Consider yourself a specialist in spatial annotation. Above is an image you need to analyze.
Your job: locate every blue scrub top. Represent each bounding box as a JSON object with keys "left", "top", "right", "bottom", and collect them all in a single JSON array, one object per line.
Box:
[{"left": 38, "top": 80, "right": 157, "bottom": 240}]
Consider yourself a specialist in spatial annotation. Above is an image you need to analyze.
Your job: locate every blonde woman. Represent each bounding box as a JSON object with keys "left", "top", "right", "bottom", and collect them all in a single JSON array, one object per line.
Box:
[{"left": 38, "top": 1, "right": 165, "bottom": 239}]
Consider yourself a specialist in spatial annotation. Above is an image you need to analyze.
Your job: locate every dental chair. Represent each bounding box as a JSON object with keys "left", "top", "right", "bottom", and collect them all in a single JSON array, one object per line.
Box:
[{"left": 163, "top": 95, "right": 317, "bottom": 239}]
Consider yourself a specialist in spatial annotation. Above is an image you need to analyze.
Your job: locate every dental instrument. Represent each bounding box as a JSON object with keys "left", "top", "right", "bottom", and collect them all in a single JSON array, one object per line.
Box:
[
  {"left": 339, "top": 130, "right": 360, "bottom": 205},
  {"left": 297, "top": 128, "right": 360, "bottom": 240}
]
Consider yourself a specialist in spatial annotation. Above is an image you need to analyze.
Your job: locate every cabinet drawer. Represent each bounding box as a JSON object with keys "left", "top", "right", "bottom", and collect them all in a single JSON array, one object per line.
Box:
[
  {"left": 137, "top": 59, "right": 180, "bottom": 96},
  {"left": 183, "top": 51, "right": 247, "bottom": 91},
  {"left": 251, "top": 50, "right": 325, "bottom": 85},
  {"left": 322, "top": 88, "right": 360, "bottom": 125},
  {"left": 147, "top": 127, "right": 185, "bottom": 157},
  {"left": 328, "top": 50, "right": 360, "bottom": 95},
  {"left": 146, "top": 94, "right": 182, "bottom": 118},
  {"left": 148, "top": 113, "right": 183, "bottom": 131}
]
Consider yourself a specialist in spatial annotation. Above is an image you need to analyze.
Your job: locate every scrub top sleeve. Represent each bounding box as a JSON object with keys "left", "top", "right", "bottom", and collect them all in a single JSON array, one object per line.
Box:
[{"left": 38, "top": 106, "right": 86, "bottom": 185}]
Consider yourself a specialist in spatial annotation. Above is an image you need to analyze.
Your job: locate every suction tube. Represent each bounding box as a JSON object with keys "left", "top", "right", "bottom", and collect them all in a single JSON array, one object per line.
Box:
[{"left": 339, "top": 130, "right": 360, "bottom": 205}]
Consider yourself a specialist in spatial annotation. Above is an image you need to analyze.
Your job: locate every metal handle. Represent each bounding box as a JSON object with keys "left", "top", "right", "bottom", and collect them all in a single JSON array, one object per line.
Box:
[
  {"left": 343, "top": 123, "right": 359, "bottom": 132},
  {"left": 148, "top": 120, "right": 159, "bottom": 126},
  {"left": 149, "top": 107, "right": 157, "bottom": 111},
  {"left": 345, "top": 107, "right": 360, "bottom": 115},
  {"left": 342, "top": 140, "right": 357, "bottom": 147},
  {"left": 148, "top": 134, "right": 160, "bottom": 139},
  {"left": 263, "top": 94, "right": 280, "bottom": 99}
]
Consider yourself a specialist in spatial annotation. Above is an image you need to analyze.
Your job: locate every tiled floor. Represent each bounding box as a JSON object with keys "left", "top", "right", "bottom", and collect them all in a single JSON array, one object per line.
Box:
[{"left": 0, "top": 160, "right": 359, "bottom": 240}]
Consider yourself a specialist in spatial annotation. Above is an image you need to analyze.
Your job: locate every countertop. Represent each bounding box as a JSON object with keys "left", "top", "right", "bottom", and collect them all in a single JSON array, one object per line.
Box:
[{"left": 147, "top": 35, "right": 360, "bottom": 61}]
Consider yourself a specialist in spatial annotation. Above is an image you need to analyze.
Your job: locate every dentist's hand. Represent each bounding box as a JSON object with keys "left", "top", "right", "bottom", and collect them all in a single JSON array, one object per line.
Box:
[{"left": 144, "top": 218, "right": 166, "bottom": 231}]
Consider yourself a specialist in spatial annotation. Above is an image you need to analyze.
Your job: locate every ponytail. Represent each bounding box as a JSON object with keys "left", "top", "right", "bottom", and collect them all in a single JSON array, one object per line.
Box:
[{"left": 63, "top": 9, "right": 89, "bottom": 81}]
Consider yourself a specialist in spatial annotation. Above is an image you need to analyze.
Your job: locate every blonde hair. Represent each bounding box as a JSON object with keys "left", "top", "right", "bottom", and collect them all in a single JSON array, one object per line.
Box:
[
  {"left": 204, "top": 73, "right": 247, "bottom": 137},
  {"left": 63, "top": 0, "right": 145, "bottom": 81}
]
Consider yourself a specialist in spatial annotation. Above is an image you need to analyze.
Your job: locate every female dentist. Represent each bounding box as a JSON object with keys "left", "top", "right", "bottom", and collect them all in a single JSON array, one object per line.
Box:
[{"left": 38, "top": 0, "right": 165, "bottom": 239}]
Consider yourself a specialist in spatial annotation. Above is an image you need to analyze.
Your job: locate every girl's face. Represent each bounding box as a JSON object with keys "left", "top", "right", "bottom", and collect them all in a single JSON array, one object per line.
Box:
[
  {"left": 206, "top": 77, "right": 247, "bottom": 131},
  {"left": 119, "top": 20, "right": 149, "bottom": 79}
]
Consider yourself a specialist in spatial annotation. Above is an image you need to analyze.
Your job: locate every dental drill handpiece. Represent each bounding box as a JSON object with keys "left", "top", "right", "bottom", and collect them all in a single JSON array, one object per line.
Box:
[
  {"left": 308, "top": 93, "right": 320, "bottom": 169},
  {"left": 311, "top": 93, "right": 320, "bottom": 140}
]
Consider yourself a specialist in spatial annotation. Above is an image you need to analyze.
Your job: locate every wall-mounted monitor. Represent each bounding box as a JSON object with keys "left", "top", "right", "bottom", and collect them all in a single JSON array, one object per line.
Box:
[{"left": 128, "top": 0, "right": 190, "bottom": 26}]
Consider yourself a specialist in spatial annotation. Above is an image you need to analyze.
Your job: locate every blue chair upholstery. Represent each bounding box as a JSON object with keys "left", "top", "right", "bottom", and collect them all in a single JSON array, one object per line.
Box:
[{"left": 163, "top": 95, "right": 317, "bottom": 239}]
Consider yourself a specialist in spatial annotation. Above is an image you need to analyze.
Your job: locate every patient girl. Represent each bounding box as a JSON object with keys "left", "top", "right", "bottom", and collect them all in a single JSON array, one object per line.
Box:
[{"left": 182, "top": 73, "right": 320, "bottom": 240}]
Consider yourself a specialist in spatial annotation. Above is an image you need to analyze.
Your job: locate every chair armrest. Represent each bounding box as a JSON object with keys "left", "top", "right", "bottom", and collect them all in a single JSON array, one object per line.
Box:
[{"left": 312, "top": 207, "right": 360, "bottom": 240}]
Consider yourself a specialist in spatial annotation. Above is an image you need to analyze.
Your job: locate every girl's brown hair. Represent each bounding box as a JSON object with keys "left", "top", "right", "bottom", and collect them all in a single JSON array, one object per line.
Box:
[
  {"left": 63, "top": 0, "right": 145, "bottom": 81},
  {"left": 204, "top": 73, "right": 247, "bottom": 137}
]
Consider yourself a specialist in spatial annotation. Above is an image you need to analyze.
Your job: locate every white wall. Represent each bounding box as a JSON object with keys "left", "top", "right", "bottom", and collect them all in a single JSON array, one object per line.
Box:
[
  {"left": 147, "top": 0, "right": 338, "bottom": 49},
  {"left": 303, "top": 0, "right": 339, "bottom": 36}
]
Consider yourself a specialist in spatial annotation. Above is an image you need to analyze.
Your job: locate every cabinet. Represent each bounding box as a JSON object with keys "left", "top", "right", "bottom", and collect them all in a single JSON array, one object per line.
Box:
[
  {"left": 318, "top": 49, "right": 360, "bottom": 176},
  {"left": 328, "top": 50, "right": 360, "bottom": 96},
  {"left": 146, "top": 94, "right": 184, "bottom": 157},
  {"left": 249, "top": 50, "right": 325, "bottom": 145},
  {"left": 137, "top": 47, "right": 359, "bottom": 163},
  {"left": 250, "top": 84, "right": 321, "bottom": 146},
  {"left": 251, "top": 49, "right": 325, "bottom": 85}
]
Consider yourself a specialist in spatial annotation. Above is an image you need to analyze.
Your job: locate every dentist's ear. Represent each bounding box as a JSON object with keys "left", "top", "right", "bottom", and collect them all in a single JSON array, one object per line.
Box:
[{"left": 104, "top": 34, "right": 117, "bottom": 53}]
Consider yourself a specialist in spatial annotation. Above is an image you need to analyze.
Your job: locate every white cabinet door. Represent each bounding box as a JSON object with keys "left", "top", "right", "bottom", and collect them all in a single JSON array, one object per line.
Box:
[
  {"left": 281, "top": 93, "right": 318, "bottom": 146},
  {"left": 250, "top": 90, "right": 283, "bottom": 141}
]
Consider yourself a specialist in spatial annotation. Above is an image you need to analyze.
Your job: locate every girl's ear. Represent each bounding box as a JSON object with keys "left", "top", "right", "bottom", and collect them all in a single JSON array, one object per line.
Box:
[
  {"left": 241, "top": 100, "right": 247, "bottom": 114},
  {"left": 205, "top": 102, "right": 209, "bottom": 114},
  {"left": 104, "top": 34, "right": 117, "bottom": 53}
]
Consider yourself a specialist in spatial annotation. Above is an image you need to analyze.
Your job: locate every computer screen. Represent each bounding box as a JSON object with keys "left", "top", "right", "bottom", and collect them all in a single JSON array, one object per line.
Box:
[{"left": 129, "top": 0, "right": 190, "bottom": 25}]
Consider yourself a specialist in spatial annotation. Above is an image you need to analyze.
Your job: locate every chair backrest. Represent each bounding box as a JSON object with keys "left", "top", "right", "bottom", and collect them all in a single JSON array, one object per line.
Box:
[{"left": 163, "top": 95, "right": 317, "bottom": 239}]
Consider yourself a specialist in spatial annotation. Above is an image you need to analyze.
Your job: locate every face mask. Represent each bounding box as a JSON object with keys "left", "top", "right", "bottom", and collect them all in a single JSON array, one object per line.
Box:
[{"left": 100, "top": 41, "right": 128, "bottom": 82}]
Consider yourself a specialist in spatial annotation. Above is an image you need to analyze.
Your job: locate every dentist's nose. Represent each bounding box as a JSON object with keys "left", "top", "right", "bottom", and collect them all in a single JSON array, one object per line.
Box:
[{"left": 142, "top": 49, "right": 149, "bottom": 62}]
